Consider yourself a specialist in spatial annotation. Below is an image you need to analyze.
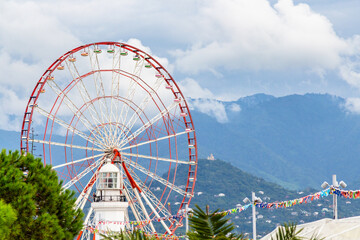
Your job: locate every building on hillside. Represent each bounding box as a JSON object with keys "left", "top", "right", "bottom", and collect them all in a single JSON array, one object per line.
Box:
[
  {"left": 261, "top": 216, "right": 360, "bottom": 240},
  {"left": 207, "top": 153, "right": 215, "bottom": 160}
]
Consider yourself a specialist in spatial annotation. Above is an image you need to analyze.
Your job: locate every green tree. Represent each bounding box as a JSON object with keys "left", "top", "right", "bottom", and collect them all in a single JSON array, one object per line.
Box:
[
  {"left": 100, "top": 229, "right": 156, "bottom": 240},
  {"left": 0, "top": 149, "right": 84, "bottom": 239},
  {"left": 270, "top": 222, "right": 324, "bottom": 240},
  {"left": 187, "top": 205, "right": 244, "bottom": 240},
  {"left": 0, "top": 199, "right": 17, "bottom": 239},
  {"left": 271, "top": 222, "right": 304, "bottom": 240}
]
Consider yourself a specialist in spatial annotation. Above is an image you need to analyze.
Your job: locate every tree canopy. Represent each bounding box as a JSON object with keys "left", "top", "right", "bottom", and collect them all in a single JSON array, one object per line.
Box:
[
  {"left": 187, "top": 205, "right": 244, "bottom": 240},
  {"left": 0, "top": 149, "right": 84, "bottom": 239}
]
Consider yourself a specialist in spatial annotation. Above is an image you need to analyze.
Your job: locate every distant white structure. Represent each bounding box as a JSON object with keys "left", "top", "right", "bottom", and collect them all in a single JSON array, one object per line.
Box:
[
  {"left": 92, "top": 160, "right": 128, "bottom": 240},
  {"left": 218, "top": 193, "right": 225, "bottom": 197},
  {"left": 262, "top": 216, "right": 360, "bottom": 240},
  {"left": 207, "top": 153, "right": 215, "bottom": 160}
]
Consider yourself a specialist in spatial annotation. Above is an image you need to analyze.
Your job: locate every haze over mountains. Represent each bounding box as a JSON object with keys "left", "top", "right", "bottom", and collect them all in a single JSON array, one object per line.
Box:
[
  {"left": 2, "top": 93, "right": 360, "bottom": 190},
  {"left": 189, "top": 93, "right": 360, "bottom": 189}
]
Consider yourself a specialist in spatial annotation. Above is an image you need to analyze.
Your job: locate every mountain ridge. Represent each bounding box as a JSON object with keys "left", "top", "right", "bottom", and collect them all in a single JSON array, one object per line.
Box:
[
  {"left": 2, "top": 93, "right": 360, "bottom": 189},
  {"left": 188, "top": 93, "right": 360, "bottom": 189}
]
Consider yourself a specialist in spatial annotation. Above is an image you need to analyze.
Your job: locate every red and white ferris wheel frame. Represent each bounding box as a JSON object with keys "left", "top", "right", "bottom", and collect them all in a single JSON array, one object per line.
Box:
[{"left": 20, "top": 41, "right": 198, "bottom": 234}]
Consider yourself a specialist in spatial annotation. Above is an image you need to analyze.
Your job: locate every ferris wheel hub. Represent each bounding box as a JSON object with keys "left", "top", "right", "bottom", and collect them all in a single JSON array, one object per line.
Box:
[{"left": 104, "top": 147, "right": 114, "bottom": 155}]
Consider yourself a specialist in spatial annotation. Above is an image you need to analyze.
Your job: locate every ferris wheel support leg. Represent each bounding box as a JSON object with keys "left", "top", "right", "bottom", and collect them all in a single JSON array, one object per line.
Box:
[
  {"left": 123, "top": 185, "right": 144, "bottom": 231},
  {"left": 134, "top": 188, "right": 156, "bottom": 233},
  {"left": 140, "top": 191, "right": 171, "bottom": 234},
  {"left": 83, "top": 207, "right": 94, "bottom": 227},
  {"left": 76, "top": 231, "right": 83, "bottom": 240},
  {"left": 74, "top": 159, "right": 104, "bottom": 209},
  {"left": 113, "top": 149, "right": 157, "bottom": 233}
]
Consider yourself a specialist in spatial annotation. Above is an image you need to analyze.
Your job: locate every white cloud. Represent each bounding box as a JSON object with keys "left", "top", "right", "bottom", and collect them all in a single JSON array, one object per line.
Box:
[
  {"left": 178, "top": 78, "right": 214, "bottom": 99},
  {"left": 340, "top": 62, "right": 360, "bottom": 89},
  {"left": 0, "top": 0, "right": 360, "bottom": 129},
  {"left": 344, "top": 97, "right": 360, "bottom": 114},
  {"left": 178, "top": 78, "right": 231, "bottom": 123},
  {"left": 339, "top": 35, "right": 360, "bottom": 89},
  {"left": 228, "top": 103, "right": 241, "bottom": 112},
  {"left": 0, "top": 87, "right": 27, "bottom": 131},
  {"left": 172, "top": 0, "right": 349, "bottom": 74},
  {"left": 189, "top": 99, "right": 229, "bottom": 123},
  {"left": 0, "top": 1, "right": 81, "bottom": 61}
]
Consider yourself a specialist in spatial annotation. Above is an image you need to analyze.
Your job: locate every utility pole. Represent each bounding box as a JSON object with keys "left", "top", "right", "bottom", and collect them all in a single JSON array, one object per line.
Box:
[
  {"left": 252, "top": 192, "right": 257, "bottom": 240},
  {"left": 185, "top": 203, "right": 189, "bottom": 240},
  {"left": 321, "top": 174, "right": 347, "bottom": 220},
  {"left": 244, "top": 192, "right": 261, "bottom": 240},
  {"left": 185, "top": 203, "right": 189, "bottom": 233},
  {"left": 333, "top": 174, "right": 338, "bottom": 220}
]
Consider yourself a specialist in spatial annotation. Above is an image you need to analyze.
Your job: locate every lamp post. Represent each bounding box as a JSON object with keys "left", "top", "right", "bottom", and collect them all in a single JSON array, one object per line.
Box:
[
  {"left": 243, "top": 192, "right": 262, "bottom": 240},
  {"left": 321, "top": 174, "right": 347, "bottom": 219},
  {"left": 185, "top": 203, "right": 189, "bottom": 234}
]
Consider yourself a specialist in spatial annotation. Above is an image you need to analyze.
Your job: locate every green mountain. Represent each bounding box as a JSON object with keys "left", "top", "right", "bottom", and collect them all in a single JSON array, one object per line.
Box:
[
  {"left": 159, "top": 159, "right": 360, "bottom": 238},
  {"left": 190, "top": 93, "right": 360, "bottom": 189},
  {"left": 4, "top": 93, "right": 360, "bottom": 189}
]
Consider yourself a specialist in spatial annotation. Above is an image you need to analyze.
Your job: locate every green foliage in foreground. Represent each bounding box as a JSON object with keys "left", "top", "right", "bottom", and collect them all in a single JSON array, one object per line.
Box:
[
  {"left": 271, "top": 222, "right": 304, "bottom": 240},
  {"left": 187, "top": 205, "right": 245, "bottom": 240},
  {"left": 100, "top": 205, "right": 245, "bottom": 240},
  {"left": 0, "top": 149, "right": 84, "bottom": 240},
  {"left": 100, "top": 230, "right": 157, "bottom": 240},
  {"left": 270, "top": 222, "right": 324, "bottom": 240},
  {"left": 0, "top": 199, "right": 17, "bottom": 240}
]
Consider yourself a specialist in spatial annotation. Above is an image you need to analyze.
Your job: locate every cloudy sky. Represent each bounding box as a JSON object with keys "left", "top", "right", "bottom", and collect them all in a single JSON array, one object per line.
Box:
[{"left": 1, "top": 0, "right": 360, "bottom": 129}]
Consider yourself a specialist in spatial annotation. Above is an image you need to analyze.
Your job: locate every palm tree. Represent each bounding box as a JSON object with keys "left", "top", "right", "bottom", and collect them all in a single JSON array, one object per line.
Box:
[
  {"left": 100, "top": 229, "right": 155, "bottom": 240},
  {"left": 270, "top": 222, "right": 324, "bottom": 240},
  {"left": 270, "top": 222, "right": 304, "bottom": 240},
  {"left": 187, "top": 204, "right": 244, "bottom": 240}
]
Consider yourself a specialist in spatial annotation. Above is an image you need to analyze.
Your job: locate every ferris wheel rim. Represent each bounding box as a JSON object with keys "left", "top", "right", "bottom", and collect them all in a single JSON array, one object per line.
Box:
[{"left": 20, "top": 41, "right": 198, "bottom": 235}]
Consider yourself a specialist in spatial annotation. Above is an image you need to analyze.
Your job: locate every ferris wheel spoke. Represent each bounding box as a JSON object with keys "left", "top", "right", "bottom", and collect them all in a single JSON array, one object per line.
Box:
[
  {"left": 111, "top": 72, "right": 138, "bottom": 147},
  {"left": 30, "top": 139, "right": 103, "bottom": 152},
  {"left": 111, "top": 70, "right": 135, "bottom": 147},
  {"left": 119, "top": 158, "right": 157, "bottom": 233},
  {"left": 121, "top": 152, "right": 191, "bottom": 165},
  {"left": 62, "top": 155, "right": 104, "bottom": 191},
  {"left": 52, "top": 153, "right": 105, "bottom": 169},
  {"left": 124, "top": 167, "right": 172, "bottom": 233},
  {"left": 123, "top": 182, "right": 153, "bottom": 233},
  {"left": 114, "top": 57, "right": 145, "bottom": 146},
  {"left": 74, "top": 158, "right": 105, "bottom": 210},
  {"left": 35, "top": 106, "right": 105, "bottom": 149},
  {"left": 119, "top": 102, "right": 179, "bottom": 148},
  {"left": 115, "top": 76, "right": 164, "bottom": 147},
  {"left": 110, "top": 50, "right": 122, "bottom": 146},
  {"left": 65, "top": 62, "right": 112, "bottom": 145},
  {"left": 79, "top": 183, "right": 95, "bottom": 211},
  {"left": 125, "top": 158, "right": 189, "bottom": 197},
  {"left": 83, "top": 207, "right": 94, "bottom": 229},
  {"left": 120, "top": 130, "right": 191, "bottom": 152},
  {"left": 88, "top": 50, "right": 113, "bottom": 144},
  {"left": 128, "top": 166, "right": 179, "bottom": 222},
  {"left": 45, "top": 79, "right": 109, "bottom": 145}
]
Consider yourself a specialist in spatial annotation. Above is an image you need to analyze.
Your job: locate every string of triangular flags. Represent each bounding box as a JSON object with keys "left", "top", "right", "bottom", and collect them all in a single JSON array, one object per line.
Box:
[{"left": 87, "top": 186, "right": 360, "bottom": 227}]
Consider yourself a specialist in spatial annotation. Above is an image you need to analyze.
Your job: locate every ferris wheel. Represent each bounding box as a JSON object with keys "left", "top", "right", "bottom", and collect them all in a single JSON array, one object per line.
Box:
[{"left": 20, "top": 42, "right": 198, "bottom": 238}]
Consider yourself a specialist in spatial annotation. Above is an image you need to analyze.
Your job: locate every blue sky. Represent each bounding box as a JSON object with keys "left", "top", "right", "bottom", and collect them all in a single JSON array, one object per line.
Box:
[{"left": 0, "top": 0, "right": 360, "bottom": 129}]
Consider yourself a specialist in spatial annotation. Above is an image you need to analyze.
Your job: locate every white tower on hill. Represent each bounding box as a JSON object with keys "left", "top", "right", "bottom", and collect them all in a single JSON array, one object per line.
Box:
[{"left": 92, "top": 160, "right": 128, "bottom": 239}]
